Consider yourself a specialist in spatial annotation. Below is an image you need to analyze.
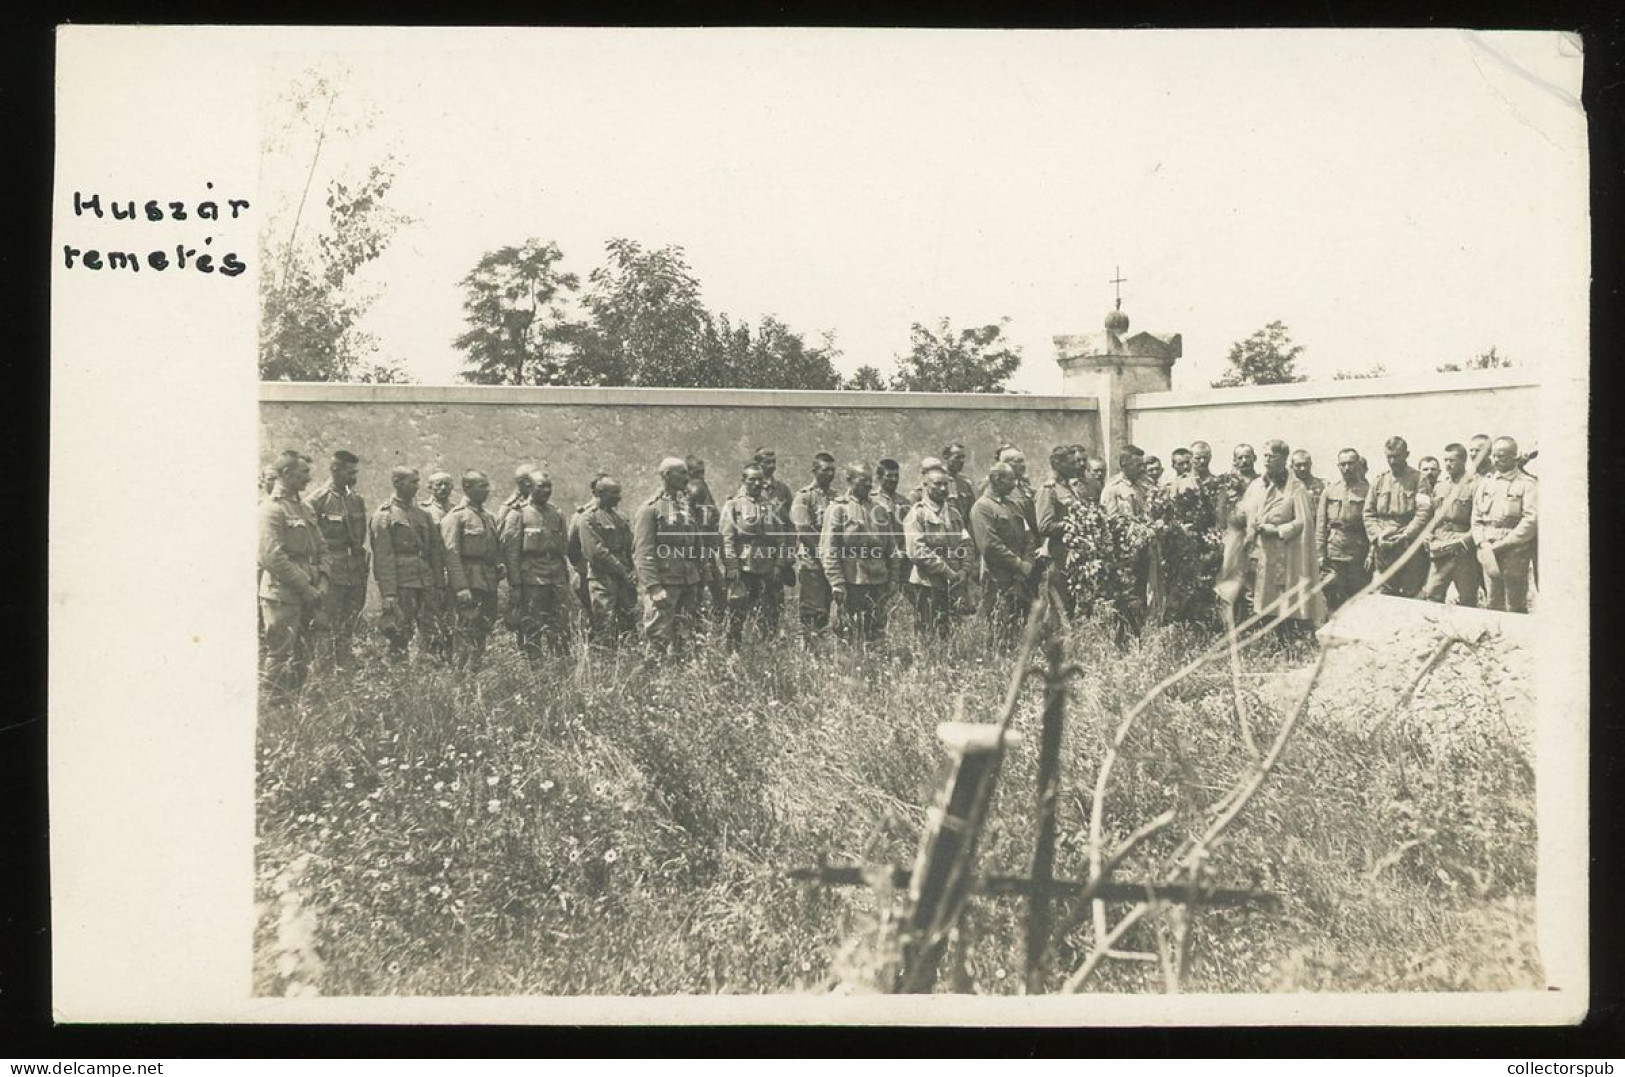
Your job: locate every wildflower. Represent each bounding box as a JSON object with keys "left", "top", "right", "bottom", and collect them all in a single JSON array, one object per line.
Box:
[
  {"left": 486, "top": 776, "right": 500, "bottom": 787},
  {"left": 343, "top": 782, "right": 355, "bottom": 790},
  {"left": 994, "top": 968, "right": 1007, "bottom": 981},
  {"left": 568, "top": 848, "right": 581, "bottom": 863},
  {"left": 487, "top": 800, "right": 502, "bottom": 814},
  {"left": 603, "top": 849, "right": 619, "bottom": 865},
  {"left": 437, "top": 800, "right": 452, "bottom": 809},
  {"left": 387, "top": 961, "right": 401, "bottom": 974},
  {"left": 434, "top": 781, "right": 445, "bottom": 792},
  {"left": 540, "top": 780, "right": 556, "bottom": 793},
  {"left": 592, "top": 781, "right": 609, "bottom": 797},
  {"left": 429, "top": 885, "right": 441, "bottom": 895}
]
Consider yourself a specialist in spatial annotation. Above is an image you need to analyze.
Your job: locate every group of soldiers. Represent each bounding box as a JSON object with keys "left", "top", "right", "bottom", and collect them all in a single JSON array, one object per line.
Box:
[{"left": 257, "top": 429, "right": 1537, "bottom": 695}]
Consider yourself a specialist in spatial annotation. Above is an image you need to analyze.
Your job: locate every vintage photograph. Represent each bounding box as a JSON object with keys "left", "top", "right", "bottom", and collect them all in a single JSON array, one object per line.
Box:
[
  {"left": 51, "top": 26, "right": 1588, "bottom": 1023},
  {"left": 244, "top": 30, "right": 1579, "bottom": 1005}
]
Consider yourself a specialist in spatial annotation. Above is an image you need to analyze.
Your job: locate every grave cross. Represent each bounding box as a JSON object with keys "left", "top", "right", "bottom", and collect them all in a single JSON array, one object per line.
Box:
[{"left": 1110, "top": 266, "right": 1128, "bottom": 310}]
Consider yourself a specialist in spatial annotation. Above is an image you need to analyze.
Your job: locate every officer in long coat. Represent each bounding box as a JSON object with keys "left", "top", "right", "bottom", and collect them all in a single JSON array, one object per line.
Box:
[
  {"left": 790, "top": 453, "right": 839, "bottom": 639},
  {"left": 500, "top": 469, "right": 571, "bottom": 659},
  {"left": 970, "top": 462, "right": 1036, "bottom": 633},
  {"left": 821, "top": 461, "right": 898, "bottom": 642},
  {"left": 904, "top": 466, "right": 972, "bottom": 637}
]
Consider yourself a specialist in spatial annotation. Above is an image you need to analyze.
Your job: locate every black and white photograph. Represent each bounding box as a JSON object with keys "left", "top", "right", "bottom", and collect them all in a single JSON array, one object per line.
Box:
[{"left": 49, "top": 26, "right": 1589, "bottom": 1024}]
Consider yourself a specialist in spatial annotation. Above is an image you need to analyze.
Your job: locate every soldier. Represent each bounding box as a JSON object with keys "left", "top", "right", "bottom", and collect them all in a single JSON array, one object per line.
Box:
[
  {"left": 790, "top": 452, "right": 839, "bottom": 639},
  {"left": 370, "top": 466, "right": 445, "bottom": 662},
  {"left": 1469, "top": 433, "right": 1494, "bottom": 476},
  {"left": 440, "top": 470, "right": 502, "bottom": 669},
  {"left": 1190, "top": 441, "right": 1215, "bottom": 482},
  {"left": 260, "top": 465, "right": 279, "bottom": 500},
  {"left": 1100, "top": 446, "right": 1157, "bottom": 637},
  {"left": 1035, "top": 445, "right": 1091, "bottom": 613},
  {"left": 418, "top": 470, "right": 457, "bottom": 660},
  {"left": 1163, "top": 447, "right": 1199, "bottom": 497},
  {"left": 1084, "top": 457, "right": 1108, "bottom": 501},
  {"left": 751, "top": 447, "right": 799, "bottom": 609},
  {"left": 1219, "top": 443, "right": 1259, "bottom": 524},
  {"left": 942, "top": 443, "right": 978, "bottom": 526},
  {"left": 1423, "top": 443, "right": 1481, "bottom": 607},
  {"left": 905, "top": 465, "right": 973, "bottom": 636},
  {"left": 873, "top": 457, "right": 912, "bottom": 596},
  {"left": 822, "top": 461, "right": 898, "bottom": 643},
  {"left": 971, "top": 462, "right": 1036, "bottom": 632},
  {"left": 908, "top": 455, "right": 946, "bottom": 504},
  {"left": 496, "top": 464, "right": 539, "bottom": 542},
  {"left": 1289, "top": 450, "right": 1325, "bottom": 504},
  {"left": 258, "top": 451, "right": 328, "bottom": 696},
  {"left": 307, "top": 450, "right": 369, "bottom": 669},
  {"left": 1417, "top": 455, "right": 1441, "bottom": 499},
  {"left": 719, "top": 464, "right": 791, "bottom": 648},
  {"left": 686, "top": 455, "right": 727, "bottom": 623},
  {"left": 1238, "top": 440, "right": 1323, "bottom": 631},
  {"left": 1472, "top": 436, "right": 1538, "bottom": 613},
  {"left": 1100, "top": 445, "right": 1154, "bottom": 518},
  {"left": 981, "top": 445, "right": 1038, "bottom": 534},
  {"left": 565, "top": 475, "right": 609, "bottom": 615},
  {"left": 1143, "top": 455, "right": 1164, "bottom": 487},
  {"left": 1316, "top": 448, "right": 1373, "bottom": 610},
  {"left": 500, "top": 468, "right": 571, "bottom": 659},
  {"left": 1363, "top": 435, "right": 1429, "bottom": 597},
  {"left": 578, "top": 476, "right": 638, "bottom": 646},
  {"left": 632, "top": 457, "right": 706, "bottom": 657}
]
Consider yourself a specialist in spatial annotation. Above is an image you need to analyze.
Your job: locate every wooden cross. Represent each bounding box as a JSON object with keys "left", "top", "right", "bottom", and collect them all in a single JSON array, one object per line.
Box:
[{"left": 1110, "top": 266, "right": 1127, "bottom": 310}]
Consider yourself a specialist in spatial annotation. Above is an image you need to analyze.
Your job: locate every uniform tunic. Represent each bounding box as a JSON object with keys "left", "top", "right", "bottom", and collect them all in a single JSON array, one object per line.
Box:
[
  {"left": 258, "top": 489, "right": 328, "bottom": 691},
  {"left": 1315, "top": 479, "right": 1371, "bottom": 610},
  {"left": 1471, "top": 469, "right": 1538, "bottom": 613},
  {"left": 1364, "top": 467, "right": 1429, "bottom": 596},
  {"left": 631, "top": 489, "right": 706, "bottom": 649},
  {"left": 440, "top": 501, "right": 501, "bottom": 665},
  {"left": 1424, "top": 473, "right": 1481, "bottom": 606},
  {"left": 1238, "top": 475, "right": 1324, "bottom": 626}
]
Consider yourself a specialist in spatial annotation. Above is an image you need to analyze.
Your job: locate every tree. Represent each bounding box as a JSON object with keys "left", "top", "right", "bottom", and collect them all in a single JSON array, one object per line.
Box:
[
  {"left": 704, "top": 314, "right": 843, "bottom": 390},
  {"left": 1211, "top": 321, "right": 1307, "bottom": 388},
  {"left": 889, "top": 318, "right": 1022, "bottom": 393},
  {"left": 1333, "top": 362, "right": 1388, "bottom": 381},
  {"left": 453, "top": 240, "right": 582, "bottom": 385},
  {"left": 1437, "top": 346, "right": 1515, "bottom": 373},
  {"left": 259, "top": 69, "right": 413, "bottom": 382},
  {"left": 844, "top": 364, "right": 889, "bottom": 391},
  {"left": 570, "top": 239, "right": 715, "bottom": 387}
]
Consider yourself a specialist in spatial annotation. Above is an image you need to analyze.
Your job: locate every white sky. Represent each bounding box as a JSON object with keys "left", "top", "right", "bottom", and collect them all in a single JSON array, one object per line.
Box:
[{"left": 259, "top": 29, "right": 1588, "bottom": 394}]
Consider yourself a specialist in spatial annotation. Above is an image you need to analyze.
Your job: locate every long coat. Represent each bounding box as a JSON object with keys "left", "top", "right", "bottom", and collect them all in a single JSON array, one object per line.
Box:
[{"left": 1238, "top": 475, "right": 1326, "bottom": 626}]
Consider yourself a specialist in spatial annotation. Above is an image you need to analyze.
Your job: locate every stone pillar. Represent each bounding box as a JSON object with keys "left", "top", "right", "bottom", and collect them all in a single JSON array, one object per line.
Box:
[{"left": 1054, "top": 310, "right": 1180, "bottom": 468}]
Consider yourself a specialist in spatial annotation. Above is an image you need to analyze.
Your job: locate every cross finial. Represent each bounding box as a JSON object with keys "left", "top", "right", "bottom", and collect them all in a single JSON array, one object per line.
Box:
[{"left": 1109, "top": 266, "right": 1127, "bottom": 311}]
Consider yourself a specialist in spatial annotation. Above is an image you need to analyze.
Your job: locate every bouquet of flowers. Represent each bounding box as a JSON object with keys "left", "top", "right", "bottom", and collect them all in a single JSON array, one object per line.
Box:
[{"left": 1059, "top": 500, "right": 1157, "bottom": 614}]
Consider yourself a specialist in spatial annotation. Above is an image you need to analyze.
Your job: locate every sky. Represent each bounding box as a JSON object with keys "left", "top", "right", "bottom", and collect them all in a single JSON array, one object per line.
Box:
[{"left": 259, "top": 29, "right": 1588, "bottom": 395}]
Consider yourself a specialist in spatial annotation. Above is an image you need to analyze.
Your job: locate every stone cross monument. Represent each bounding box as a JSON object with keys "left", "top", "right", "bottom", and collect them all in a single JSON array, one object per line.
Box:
[{"left": 1054, "top": 280, "right": 1181, "bottom": 468}]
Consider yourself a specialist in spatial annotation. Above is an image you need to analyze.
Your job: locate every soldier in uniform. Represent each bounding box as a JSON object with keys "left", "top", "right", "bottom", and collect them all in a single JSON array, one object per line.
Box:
[
  {"left": 1364, "top": 435, "right": 1430, "bottom": 597},
  {"left": 1423, "top": 443, "right": 1481, "bottom": 607},
  {"left": 1084, "top": 457, "right": 1108, "bottom": 501},
  {"left": 500, "top": 468, "right": 571, "bottom": 659},
  {"left": 1100, "top": 446, "right": 1157, "bottom": 637},
  {"left": 1143, "top": 455, "right": 1164, "bottom": 487},
  {"left": 751, "top": 447, "right": 799, "bottom": 612},
  {"left": 790, "top": 452, "right": 839, "bottom": 639},
  {"left": 1288, "top": 449, "right": 1326, "bottom": 537},
  {"left": 418, "top": 470, "right": 457, "bottom": 660},
  {"left": 370, "top": 466, "right": 445, "bottom": 662},
  {"left": 908, "top": 455, "right": 945, "bottom": 505},
  {"left": 685, "top": 456, "right": 727, "bottom": 624},
  {"left": 577, "top": 476, "right": 638, "bottom": 646},
  {"left": 1190, "top": 441, "right": 1215, "bottom": 483},
  {"left": 971, "top": 462, "right": 1036, "bottom": 633},
  {"left": 307, "top": 450, "right": 368, "bottom": 669},
  {"left": 1316, "top": 448, "right": 1373, "bottom": 611},
  {"left": 719, "top": 464, "right": 791, "bottom": 648},
  {"left": 565, "top": 475, "right": 609, "bottom": 616},
  {"left": 440, "top": 470, "right": 502, "bottom": 669},
  {"left": 904, "top": 465, "right": 972, "bottom": 636},
  {"left": 872, "top": 458, "right": 912, "bottom": 601},
  {"left": 1034, "top": 444, "right": 1090, "bottom": 610},
  {"left": 822, "top": 461, "right": 898, "bottom": 643},
  {"left": 259, "top": 451, "right": 328, "bottom": 696},
  {"left": 1469, "top": 433, "right": 1494, "bottom": 477},
  {"left": 632, "top": 457, "right": 706, "bottom": 657},
  {"left": 1472, "top": 436, "right": 1538, "bottom": 613},
  {"left": 981, "top": 446, "right": 1038, "bottom": 534},
  {"left": 1164, "top": 447, "right": 1199, "bottom": 496},
  {"left": 260, "top": 466, "right": 279, "bottom": 500},
  {"left": 497, "top": 464, "right": 539, "bottom": 543},
  {"left": 1417, "top": 456, "right": 1441, "bottom": 500},
  {"left": 942, "top": 443, "right": 978, "bottom": 526}
]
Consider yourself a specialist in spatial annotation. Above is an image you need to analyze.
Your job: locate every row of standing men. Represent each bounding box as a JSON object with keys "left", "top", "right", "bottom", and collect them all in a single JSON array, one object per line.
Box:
[{"left": 257, "top": 433, "right": 1536, "bottom": 694}]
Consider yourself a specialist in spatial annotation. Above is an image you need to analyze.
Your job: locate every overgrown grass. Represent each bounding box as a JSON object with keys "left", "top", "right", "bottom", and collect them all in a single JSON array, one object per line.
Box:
[{"left": 255, "top": 604, "right": 1539, "bottom": 996}]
